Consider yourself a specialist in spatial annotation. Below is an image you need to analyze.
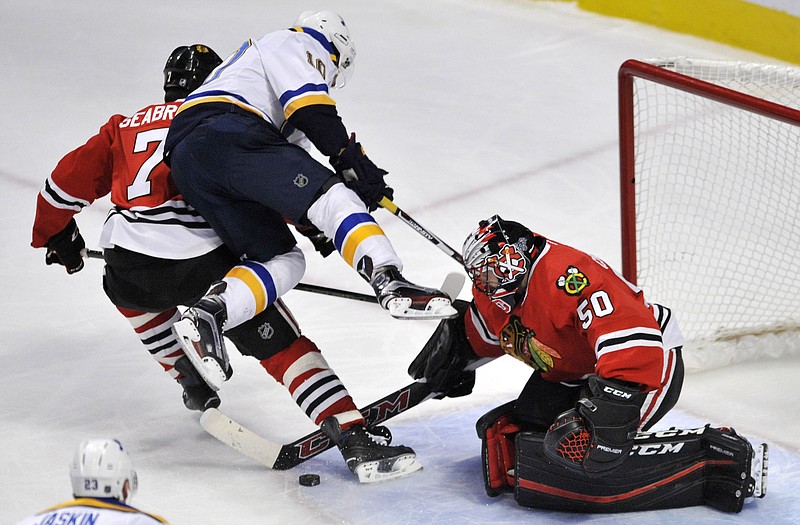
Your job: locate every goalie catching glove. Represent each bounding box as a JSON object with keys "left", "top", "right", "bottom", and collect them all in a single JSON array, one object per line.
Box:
[
  {"left": 330, "top": 133, "right": 393, "bottom": 211},
  {"left": 45, "top": 218, "right": 86, "bottom": 274},
  {"left": 408, "top": 300, "right": 485, "bottom": 398},
  {"left": 544, "top": 375, "right": 644, "bottom": 475}
]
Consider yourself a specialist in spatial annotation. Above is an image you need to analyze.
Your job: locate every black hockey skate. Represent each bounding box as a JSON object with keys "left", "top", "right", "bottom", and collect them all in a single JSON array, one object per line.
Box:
[
  {"left": 322, "top": 417, "right": 422, "bottom": 483},
  {"left": 367, "top": 265, "right": 457, "bottom": 320},
  {"left": 174, "top": 356, "right": 220, "bottom": 411},
  {"left": 172, "top": 281, "right": 232, "bottom": 391}
]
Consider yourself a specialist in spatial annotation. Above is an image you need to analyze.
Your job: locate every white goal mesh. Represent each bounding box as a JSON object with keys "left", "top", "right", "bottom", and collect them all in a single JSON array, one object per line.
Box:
[{"left": 619, "top": 57, "right": 800, "bottom": 370}]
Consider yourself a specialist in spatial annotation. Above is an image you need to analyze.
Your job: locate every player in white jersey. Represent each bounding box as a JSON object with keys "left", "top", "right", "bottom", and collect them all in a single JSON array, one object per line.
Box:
[
  {"left": 32, "top": 44, "right": 423, "bottom": 482},
  {"left": 14, "top": 439, "right": 168, "bottom": 525},
  {"left": 164, "top": 12, "right": 457, "bottom": 392}
]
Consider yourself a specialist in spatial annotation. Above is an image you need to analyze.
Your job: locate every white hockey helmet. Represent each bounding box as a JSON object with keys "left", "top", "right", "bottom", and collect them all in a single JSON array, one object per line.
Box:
[
  {"left": 294, "top": 10, "right": 356, "bottom": 88},
  {"left": 69, "top": 439, "right": 138, "bottom": 504}
]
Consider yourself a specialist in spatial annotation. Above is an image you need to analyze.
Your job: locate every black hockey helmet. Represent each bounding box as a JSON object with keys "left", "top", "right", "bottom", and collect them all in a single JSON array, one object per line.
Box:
[
  {"left": 163, "top": 44, "right": 222, "bottom": 102},
  {"left": 462, "top": 215, "right": 538, "bottom": 311}
]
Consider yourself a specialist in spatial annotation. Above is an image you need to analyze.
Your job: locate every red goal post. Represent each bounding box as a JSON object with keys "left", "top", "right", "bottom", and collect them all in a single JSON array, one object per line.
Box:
[{"left": 618, "top": 58, "right": 800, "bottom": 370}]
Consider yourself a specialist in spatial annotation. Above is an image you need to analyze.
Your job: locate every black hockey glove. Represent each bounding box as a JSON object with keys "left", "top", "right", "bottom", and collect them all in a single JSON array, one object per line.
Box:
[
  {"left": 295, "top": 224, "right": 335, "bottom": 258},
  {"left": 45, "top": 218, "right": 86, "bottom": 274},
  {"left": 330, "top": 133, "right": 393, "bottom": 211},
  {"left": 408, "top": 300, "right": 479, "bottom": 398},
  {"left": 544, "top": 375, "right": 643, "bottom": 476}
]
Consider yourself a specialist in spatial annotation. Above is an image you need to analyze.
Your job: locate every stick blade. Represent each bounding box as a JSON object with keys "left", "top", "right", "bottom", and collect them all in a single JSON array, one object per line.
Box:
[
  {"left": 200, "top": 408, "right": 282, "bottom": 468},
  {"left": 441, "top": 272, "right": 466, "bottom": 301}
]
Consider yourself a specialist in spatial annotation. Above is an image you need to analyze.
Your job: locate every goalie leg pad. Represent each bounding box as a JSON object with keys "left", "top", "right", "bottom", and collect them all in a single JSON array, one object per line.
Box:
[
  {"left": 703, "top": 427, "right": 768, "bottom": 511},
  {"left": 515, "top": 425, "right": 765, "bottom": 513},
  {"left": 476, "top": 401, "right": 521, "bottom": 496}
]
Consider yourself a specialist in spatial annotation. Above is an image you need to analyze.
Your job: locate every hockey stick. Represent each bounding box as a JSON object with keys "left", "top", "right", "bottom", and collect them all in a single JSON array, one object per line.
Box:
[
  {"left": 91, "top": 247, "right": 465, "bottom": 304},
  {"left": 296, "top": 271, "right": 463, "bottom": 305},
  {"left": 200, "top": 379, "right": 438, "bottom": 470},
  {"left": 379, "top": 197, "right": 465, "bottom": 265},
  {"left": 199, "top": 351, "right": 489, "bottom": 470},
  {"left": 294, "top": 282, "right": 377, "bottom": 303},
  {"left": 86, "top": 248, "right": 375, "bottom": 304}
]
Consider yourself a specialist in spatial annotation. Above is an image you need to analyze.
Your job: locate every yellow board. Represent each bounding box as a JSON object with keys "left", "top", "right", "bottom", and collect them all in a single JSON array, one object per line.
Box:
[{"left": 576, "top": 0, "right": 800, "bottom": 65}]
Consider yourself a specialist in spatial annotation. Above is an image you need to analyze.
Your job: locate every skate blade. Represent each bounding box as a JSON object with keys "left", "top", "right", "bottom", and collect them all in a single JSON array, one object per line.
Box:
[
  {"left": 172, "top": 319, "right": 227, "bottom": 391},
  {"left": 386, "top": 297, "right": 458, "bottom": 320},
  {"left": 354, "top": 454, "right": 423, "bottom": 484},
  {"left": 751, "top": 443, "right": 768, "bottom": 498}
]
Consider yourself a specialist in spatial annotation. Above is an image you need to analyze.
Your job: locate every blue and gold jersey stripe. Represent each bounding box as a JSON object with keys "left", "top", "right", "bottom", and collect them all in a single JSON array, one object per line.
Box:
[
  {"left": 226, "top": 262, "right": 278, "bottom": 313},
  {"left": 176, "top": 90, "right": 274, "bottom": 125},
  {"left": 41, "top": 498, "right": 167, "bottom": 523},
  {"left": 290, "top": 27, "right": 338, "bottom": 64},
  {"left": 334, "top": 213, "right": 387, "bottom": 267},
  {"left": 284, "top": 93, "right": 336, "bottom": 119}
]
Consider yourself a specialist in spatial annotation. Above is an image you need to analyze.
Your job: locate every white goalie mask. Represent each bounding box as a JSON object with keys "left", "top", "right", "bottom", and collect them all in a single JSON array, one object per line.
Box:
[
  {"left": 69, "top": 439, "right": 138, "bottom": 504},
  {"left": 294, "top": 10, "right": 356, "bottom": 88}
]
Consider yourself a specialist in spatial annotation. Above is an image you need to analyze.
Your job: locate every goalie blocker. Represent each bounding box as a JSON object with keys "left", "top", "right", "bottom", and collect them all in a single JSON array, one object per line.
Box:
[{"left": 476, "top": 403, "right": 768, "bottom": 513}]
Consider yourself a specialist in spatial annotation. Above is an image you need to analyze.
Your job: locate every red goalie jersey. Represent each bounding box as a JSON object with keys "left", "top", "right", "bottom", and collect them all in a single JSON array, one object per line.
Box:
[
  {"left": 31, "top": 101, "right": 221, "bottom": 259},
  {"left": 464, "top": 236, "right": 683, "bottom": 425}
]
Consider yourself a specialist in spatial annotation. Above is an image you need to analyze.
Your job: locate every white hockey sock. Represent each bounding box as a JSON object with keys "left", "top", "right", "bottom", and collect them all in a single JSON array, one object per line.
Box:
[
  {"left": 219, "top": 247, "right": 306, "bottom": 329},
  {"left": 307, "top": 182, "right": 402, "bottom": 271}
]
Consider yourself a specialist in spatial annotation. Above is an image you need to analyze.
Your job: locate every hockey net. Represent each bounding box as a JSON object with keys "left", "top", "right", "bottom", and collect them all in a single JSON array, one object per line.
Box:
[{"left": 619, "top": 57, "right": 800, "bottom": 371}]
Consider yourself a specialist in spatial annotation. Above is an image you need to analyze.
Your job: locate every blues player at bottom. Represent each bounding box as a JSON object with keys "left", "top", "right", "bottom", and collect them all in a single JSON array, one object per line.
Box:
[{"left": 13, "top": 439, "right": 167, "bottom": 525}]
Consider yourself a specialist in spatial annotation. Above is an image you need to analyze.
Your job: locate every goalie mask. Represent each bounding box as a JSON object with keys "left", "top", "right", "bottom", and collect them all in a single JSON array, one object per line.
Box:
[{"left": 463, "top": 215, "right": 537, "bottom": 311}]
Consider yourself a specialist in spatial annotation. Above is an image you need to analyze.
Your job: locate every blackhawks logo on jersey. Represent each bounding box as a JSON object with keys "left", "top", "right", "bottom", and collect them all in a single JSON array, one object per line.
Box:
[
  {"left": 500, "top": 316, "right": 562, "bottom": 372},
  {"left": 556, "top": 266, "right": 589, "bottom": 296}
]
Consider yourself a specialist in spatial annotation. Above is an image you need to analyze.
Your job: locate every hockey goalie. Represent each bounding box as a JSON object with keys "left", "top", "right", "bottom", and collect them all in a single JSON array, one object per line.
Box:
[{"left": 409, "top": 215, "right": 768, "bottom": 513}]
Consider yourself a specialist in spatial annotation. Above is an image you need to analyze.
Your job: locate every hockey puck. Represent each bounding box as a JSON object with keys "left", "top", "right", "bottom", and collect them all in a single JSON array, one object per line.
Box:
[{"left": 299, "top": 473, "right": 321, "bottom": 486}]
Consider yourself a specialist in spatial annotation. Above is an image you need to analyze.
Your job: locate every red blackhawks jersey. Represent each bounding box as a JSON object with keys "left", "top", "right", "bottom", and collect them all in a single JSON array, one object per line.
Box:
[
  {"left": 31, "top": 101, "right": 221, "bottom": 259},
  {"left": 465, "top": 235, "right": 684, "bottom": 425}
]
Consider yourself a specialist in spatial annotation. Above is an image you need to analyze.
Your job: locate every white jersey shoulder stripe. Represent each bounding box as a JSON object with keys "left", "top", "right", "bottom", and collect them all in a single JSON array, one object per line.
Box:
[{"left": 177, "top": 30, "right": 338, "bottom": 136}]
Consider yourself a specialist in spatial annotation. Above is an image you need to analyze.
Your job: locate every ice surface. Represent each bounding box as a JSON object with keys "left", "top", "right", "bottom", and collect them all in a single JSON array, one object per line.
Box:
[{"left": 2, "top": 1, "right": 798, "bottom": 524}]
